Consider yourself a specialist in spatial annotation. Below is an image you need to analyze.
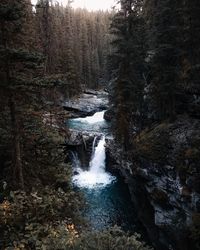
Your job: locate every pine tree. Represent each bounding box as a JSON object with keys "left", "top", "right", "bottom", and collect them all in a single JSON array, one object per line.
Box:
[
  {"left": 147, "top": 0, "right": 182, "bottom": 121},
  {"left": 180, "top": 0, "right": 200, "bottom": 99},
  {"left": 0, "top": 0, "right": 43, "bottom": 189},
  {"left": 110, "top": 0, "right": 146, "bottom": 148},
  {"left": 63, "top": 3, "right": 80, "bottom": 96},
  {"left": 35, "top": 0, "right": 53, "bottom": 74}
]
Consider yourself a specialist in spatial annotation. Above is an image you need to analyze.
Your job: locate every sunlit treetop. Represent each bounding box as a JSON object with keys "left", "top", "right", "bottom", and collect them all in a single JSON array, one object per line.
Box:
[{"left": 31, "top": 0, "right": 116, "bottom": 11}]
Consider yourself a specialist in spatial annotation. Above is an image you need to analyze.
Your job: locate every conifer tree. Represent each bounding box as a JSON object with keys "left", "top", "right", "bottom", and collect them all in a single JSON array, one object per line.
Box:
[
  {"left": 0, "top": 0, "right": 43, "bottom": 189},
  {"left": 110, "top": 0, "right": 146, "bottom": 147},
  {"left": 148, "top": 0, "right": 182, "bottom": 121},
  {"left": 180, "top": 0, "right": 200, "bottom": 99}
]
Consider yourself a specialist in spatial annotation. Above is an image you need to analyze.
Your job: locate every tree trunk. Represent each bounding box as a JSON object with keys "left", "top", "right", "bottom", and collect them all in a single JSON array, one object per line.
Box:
[
  {"left": 9, "top": 95, "right": 24, "bottom": 190},
  {"left": 2, "top": 18, "right": 24, "bottom": 189}
]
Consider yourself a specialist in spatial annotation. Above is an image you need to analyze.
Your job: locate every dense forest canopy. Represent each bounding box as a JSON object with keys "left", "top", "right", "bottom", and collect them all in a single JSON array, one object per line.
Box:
[
  {"left": 33, "top": 1, "right": 113, "bottom": 90},
  {"left": 0, "top": 0, "right": 113, "bottom": 189},
  {"left": 108, "top": 1, "right": 200, "bottom": 249},
  {"left": 110, "top": 0, "right": 200, "bottom": 148},
  {"left": 0, "top": 0, "right": 200, "bottom": 249}
]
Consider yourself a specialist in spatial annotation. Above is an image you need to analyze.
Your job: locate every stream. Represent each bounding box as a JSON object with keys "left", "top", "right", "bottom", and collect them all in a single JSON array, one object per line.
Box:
[{"left": 67, "top": 106, "right": 143, "bottom": 233}]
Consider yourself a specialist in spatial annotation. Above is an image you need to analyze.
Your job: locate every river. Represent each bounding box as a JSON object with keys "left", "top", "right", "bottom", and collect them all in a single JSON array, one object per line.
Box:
[{"left": 67, "top": 104, "right": 145, "bottom": 234}]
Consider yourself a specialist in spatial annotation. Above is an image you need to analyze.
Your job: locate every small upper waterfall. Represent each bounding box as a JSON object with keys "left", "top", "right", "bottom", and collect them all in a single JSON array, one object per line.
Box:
[
  {"left": 67, "top": 110, "right": 109, "bottom": 134},
  {"left": 75, "top": 111, "right": 105, "bottom": 124},
  {"left": 72, "top": 136, "right": 115, "bottom": 188}
]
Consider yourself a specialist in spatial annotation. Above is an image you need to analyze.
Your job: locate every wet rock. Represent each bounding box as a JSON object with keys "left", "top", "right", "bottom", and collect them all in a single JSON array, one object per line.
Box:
[
  {"left": 151, "top": 188, "right": 169, "bottom": 207},
  {"left": 63, "top": 90, "right": 108, "bottom": 117},
  {"left": 106, "top": 115, "right": 200, "bottom": 250},
  {"left": 65, "top": 130, "right": 103, "bottom": 169},
  {"left": 65, "top": 131, "right": 84, "bottom": 146},
  {"left": 180, "top": 186, "right": 192, "bottom": 198},
  {"left": 83, "top": 89, "right": 105, "bottom": 95},
  {"left": 135, "top": 167, "right": 152, "bottom": 181},
  {"left": 104, "top": 109, "right": 113, "bottom": 121},
  {"left": 73, "top": 171, "right": 79, "bottom": 176}
]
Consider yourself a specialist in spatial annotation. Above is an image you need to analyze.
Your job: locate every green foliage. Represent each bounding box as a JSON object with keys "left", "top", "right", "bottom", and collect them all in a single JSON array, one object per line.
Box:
[
  {"left": 1, "top": 224, "right": 152, "bottom": 249},
  {"left": 110, "top": 0, "right": 200, "bottom": 145},
  {"left": 73, "top": 226, "right": 152, "bottom": 250},
  {"left": 0, "top": 1, "right": 151, "bottom": 249},
  {"left": 147, "top": 0, "right": 182, "bottom": 120},
  {"left": 35, "top": 2, "right": 112, "bottom": 90},
  {"left": 0, "top": 186, "right": 84, "bottom": 248},
  {"left": 0, "top": 0, "right": 25, "bottom": 22},
  {"left": 144, "top": 0, "right": 200, "bottom": 121},
  {"left": 109, "top": 0, "right": 147, "bottom": 146},
  {"left": 0, "top": 188, "right": 151, "bottom": 249},
  {"left": 25, "top": 226, "right": 152, "bottom": 250}
]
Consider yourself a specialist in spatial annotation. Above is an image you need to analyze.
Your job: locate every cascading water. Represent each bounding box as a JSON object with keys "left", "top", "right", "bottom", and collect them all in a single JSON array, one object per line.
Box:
[
  {"left": 72, "top": 136, "right": 116, "bottom": 188},
  {"left": 70, "top": 151, "right": 81, "bottom": 172},
  {"left": 68, "top": 108, "right": 143, "bottom": 234},
  {"left": 90, "top": 136, "right": 106, "bottom": 173},
  {"left": 67, "top": 110, "right": 110, "bottom": 134},
  {"left": 75, "top": 111, "right": 105, "bottom": 124},
  {"left": 91, "top": 136, "right": 98, "bottom": 159}
]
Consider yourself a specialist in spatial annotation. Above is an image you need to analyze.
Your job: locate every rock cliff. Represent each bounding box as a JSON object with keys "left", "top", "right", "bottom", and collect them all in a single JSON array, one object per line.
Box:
[{"left": 106, "top": 115, "right": 200, "bottom": 250}]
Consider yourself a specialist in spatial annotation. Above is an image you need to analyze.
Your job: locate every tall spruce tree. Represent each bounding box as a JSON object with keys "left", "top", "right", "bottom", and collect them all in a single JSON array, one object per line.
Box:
[
  {"left": 110, "top": 0, "right": 146, "bottom": 148},
  {"left": 146, "top": 0, "right": 182, "bottom": 120},
  {"left": 180, "top": 0, "right": 200, "bottom": 106},
  {"left": 0, "top": 0, "right": 43, "bottom": 189}
]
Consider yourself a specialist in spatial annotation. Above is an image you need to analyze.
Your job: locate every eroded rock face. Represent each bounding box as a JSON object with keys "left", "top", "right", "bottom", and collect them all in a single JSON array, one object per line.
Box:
[
  {"left": 104, "top": 109, "right": 114, "bottom": 122},
  {"left": 106, "top": 116, "right": 200, "bottom": 250},
  {"left": 65, "top": 130, "right": 102, "bottom": 168}
]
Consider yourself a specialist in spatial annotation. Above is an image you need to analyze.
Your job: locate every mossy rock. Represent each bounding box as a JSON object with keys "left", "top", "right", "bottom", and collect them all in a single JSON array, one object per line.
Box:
[{"left": 135, "top": 122, "right": 171, "bottom": 164}]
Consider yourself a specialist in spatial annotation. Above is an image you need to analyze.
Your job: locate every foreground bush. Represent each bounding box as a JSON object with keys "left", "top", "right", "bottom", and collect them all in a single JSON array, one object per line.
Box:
[
  {"left": 1, "top": 195, "right": 151, "bottom": 250},
  {"left": 41, "top": 226, "right": 152, "bottom": 250},
  {"left": 0, "top": 188, "right": 84, "bottom": 249}
]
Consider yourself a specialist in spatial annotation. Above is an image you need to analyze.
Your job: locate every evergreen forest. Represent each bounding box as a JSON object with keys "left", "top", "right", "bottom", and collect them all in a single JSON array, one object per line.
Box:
[{"left": 0, "top": 0, "right": 200, "bottom": 250}]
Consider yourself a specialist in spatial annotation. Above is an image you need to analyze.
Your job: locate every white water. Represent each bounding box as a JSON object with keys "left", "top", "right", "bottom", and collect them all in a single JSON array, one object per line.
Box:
[
  {"left": 71, "top": 151, "right": 81, "bottom": 170},
  {"left": 91, "top": 136, "right": 98, "bottom": 159},
  {"left": 72, "top": 136, "right": 116, "bottom": 188},
  {"left": 74, "top": 111, "right": 105, "bottom": 124}
]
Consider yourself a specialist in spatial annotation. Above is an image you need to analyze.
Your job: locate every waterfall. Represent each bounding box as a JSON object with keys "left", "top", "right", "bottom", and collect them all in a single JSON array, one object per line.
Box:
[
  {"left": 72, "top": 136, "right": 115, "bottom": 188},
  {"left": 91, "top": 136, "right": 98, "bottom": 159},
  {"left": 70, "top": 151, "right": 81, "bottom": 170},
  {"left": 67, "top": 110, "right": 109, "bottom": 133},
  {"left": 90, "top": 136, "right": 106, "bottom": 173},
  {"left": 74, "top": 111, "right": 105, "bottom": 124}
]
